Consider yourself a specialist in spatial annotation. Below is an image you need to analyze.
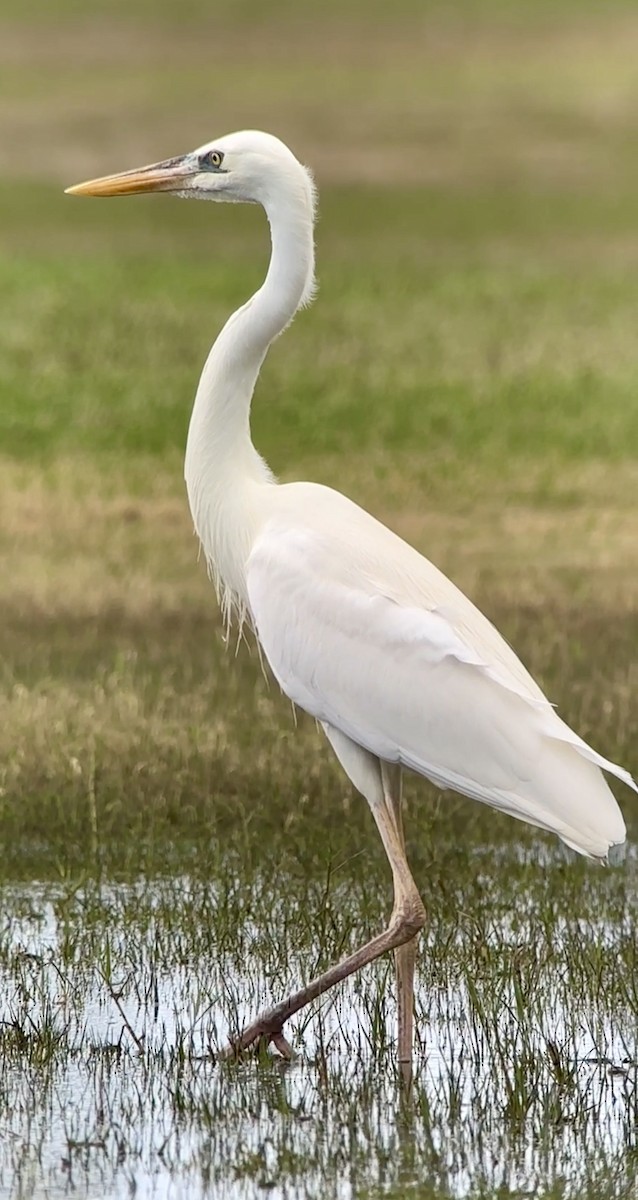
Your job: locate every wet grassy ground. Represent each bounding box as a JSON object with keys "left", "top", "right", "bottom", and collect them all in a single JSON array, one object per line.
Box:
[
  {"left": 1, "top": 0, "right": 638, "bottom": 1195},
  {"left": 1, "top": 860, "right": 637, "bottom": 1197}
]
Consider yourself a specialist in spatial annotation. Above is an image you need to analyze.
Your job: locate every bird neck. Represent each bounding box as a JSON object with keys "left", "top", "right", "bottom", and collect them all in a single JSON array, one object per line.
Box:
[{"left": 184, "top": 169, "right": 316, "bottom": 608}]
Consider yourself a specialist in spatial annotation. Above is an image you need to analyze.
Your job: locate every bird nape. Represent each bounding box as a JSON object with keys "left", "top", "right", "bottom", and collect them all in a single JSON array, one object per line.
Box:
[{"left": 66, "top": 130, "right": 637, "bottom": 1076}]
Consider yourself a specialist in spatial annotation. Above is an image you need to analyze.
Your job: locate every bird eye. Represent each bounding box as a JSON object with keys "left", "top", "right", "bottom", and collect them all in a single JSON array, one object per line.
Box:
[{"left": 201, "top": 149, "right": 224, "bottom": 170}]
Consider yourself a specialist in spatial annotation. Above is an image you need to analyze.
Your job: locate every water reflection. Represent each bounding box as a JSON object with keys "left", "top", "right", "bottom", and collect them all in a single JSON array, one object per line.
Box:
[{"left": 0, "top": 875, "right": 636, "bottom": 1199}]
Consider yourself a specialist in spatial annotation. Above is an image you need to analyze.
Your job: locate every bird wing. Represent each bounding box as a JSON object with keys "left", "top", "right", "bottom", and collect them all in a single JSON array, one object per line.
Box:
[{"left": 246, "top": 492, "right": 633, "bottom": 858}]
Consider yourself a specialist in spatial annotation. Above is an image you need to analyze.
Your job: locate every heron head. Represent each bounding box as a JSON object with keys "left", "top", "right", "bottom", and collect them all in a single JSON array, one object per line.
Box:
[{"left": 66, "top": 129, "right": 315, "bottom": 213}]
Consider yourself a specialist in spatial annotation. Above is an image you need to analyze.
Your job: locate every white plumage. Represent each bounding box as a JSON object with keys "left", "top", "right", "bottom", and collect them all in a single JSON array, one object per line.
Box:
[
  {"left": 68, "top": 129, "right": 635, "bottom": 1065},
  {"left": 248, "top": 482, "right": 631, "bottom": 859}
]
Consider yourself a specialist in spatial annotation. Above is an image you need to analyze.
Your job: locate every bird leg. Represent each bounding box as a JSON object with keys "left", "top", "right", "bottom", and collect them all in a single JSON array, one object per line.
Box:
[
  {"left": 381, "top": 763, "right": 419, "bottom": 1072},
  {"left": 394, "top": 938, "right": 418, "bottom": 1088},
  {"left": 219, "top": 798, "right": 425, "bottom": 1063}
]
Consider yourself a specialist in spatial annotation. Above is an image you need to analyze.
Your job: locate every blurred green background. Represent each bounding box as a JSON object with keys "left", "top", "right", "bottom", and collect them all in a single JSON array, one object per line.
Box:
[{"left": 0, "top": 0, "right": 636, "bottom": 861}]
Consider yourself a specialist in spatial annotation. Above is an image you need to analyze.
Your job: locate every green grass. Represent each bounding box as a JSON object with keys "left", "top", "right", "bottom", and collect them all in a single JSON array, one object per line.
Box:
[
  {"left": 2, "top": 184, "right": 638, "bottom": 497},
  {"left": 1, "top": 0, "right": 638, "bottom": 1196}
]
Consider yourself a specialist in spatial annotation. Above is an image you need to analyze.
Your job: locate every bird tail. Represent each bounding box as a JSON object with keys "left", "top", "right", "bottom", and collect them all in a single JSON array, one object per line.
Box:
[{"left": 541, "top": 719, "right": 634, "bottom": 860}]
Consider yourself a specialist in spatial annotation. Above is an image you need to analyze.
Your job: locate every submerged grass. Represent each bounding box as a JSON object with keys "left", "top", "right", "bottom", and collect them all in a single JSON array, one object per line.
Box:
[
  {"left": 0, "top": 861, "right": 637, "bottom": 1197},
  {"left": 1, "top": 0, "right": 638, "bottom": 1194}
]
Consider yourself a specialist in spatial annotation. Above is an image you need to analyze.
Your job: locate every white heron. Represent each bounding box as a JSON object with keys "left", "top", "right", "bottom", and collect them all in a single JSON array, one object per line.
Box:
[{"left": 67, "top": 131, "right": 635, "bottom": 1069}]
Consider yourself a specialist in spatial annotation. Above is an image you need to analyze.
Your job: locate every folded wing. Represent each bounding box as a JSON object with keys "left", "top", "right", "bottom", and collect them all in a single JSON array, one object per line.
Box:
[{"left": 247, "top": 503, "right": 633, "bottom": 859}]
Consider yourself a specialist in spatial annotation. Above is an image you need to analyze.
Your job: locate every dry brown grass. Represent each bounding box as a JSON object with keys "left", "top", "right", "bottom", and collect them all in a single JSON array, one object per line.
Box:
[
  {"left": 4, "top": 8, "right": 638, "bottom": 188},
  {"left": 2, "top": 456, "right": 637, "bottom": 624},
  {"left": 1, "top": 452, "right": 636, "bottom": 867}
]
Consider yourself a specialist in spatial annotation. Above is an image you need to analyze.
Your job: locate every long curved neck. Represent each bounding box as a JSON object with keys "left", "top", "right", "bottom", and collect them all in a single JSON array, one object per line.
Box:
[{"left": 184, "top": 168, "right": 315, "bottom": 604}]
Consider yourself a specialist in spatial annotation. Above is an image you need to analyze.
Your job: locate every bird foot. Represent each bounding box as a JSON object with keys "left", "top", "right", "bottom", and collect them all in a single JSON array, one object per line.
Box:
[{"left": 218, "top": 1011, "right": 294, "bottom": 1063}]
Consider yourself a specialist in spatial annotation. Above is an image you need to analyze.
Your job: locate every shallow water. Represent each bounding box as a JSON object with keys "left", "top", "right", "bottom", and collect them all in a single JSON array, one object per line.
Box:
[{"left": 1, "top": 870, "right": 636, "bottom": 1200}]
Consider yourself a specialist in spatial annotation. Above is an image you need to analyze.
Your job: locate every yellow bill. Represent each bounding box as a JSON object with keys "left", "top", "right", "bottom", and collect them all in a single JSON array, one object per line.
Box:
[{"left": 65, "top": 156, "right": 193, "bottom": 197}]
